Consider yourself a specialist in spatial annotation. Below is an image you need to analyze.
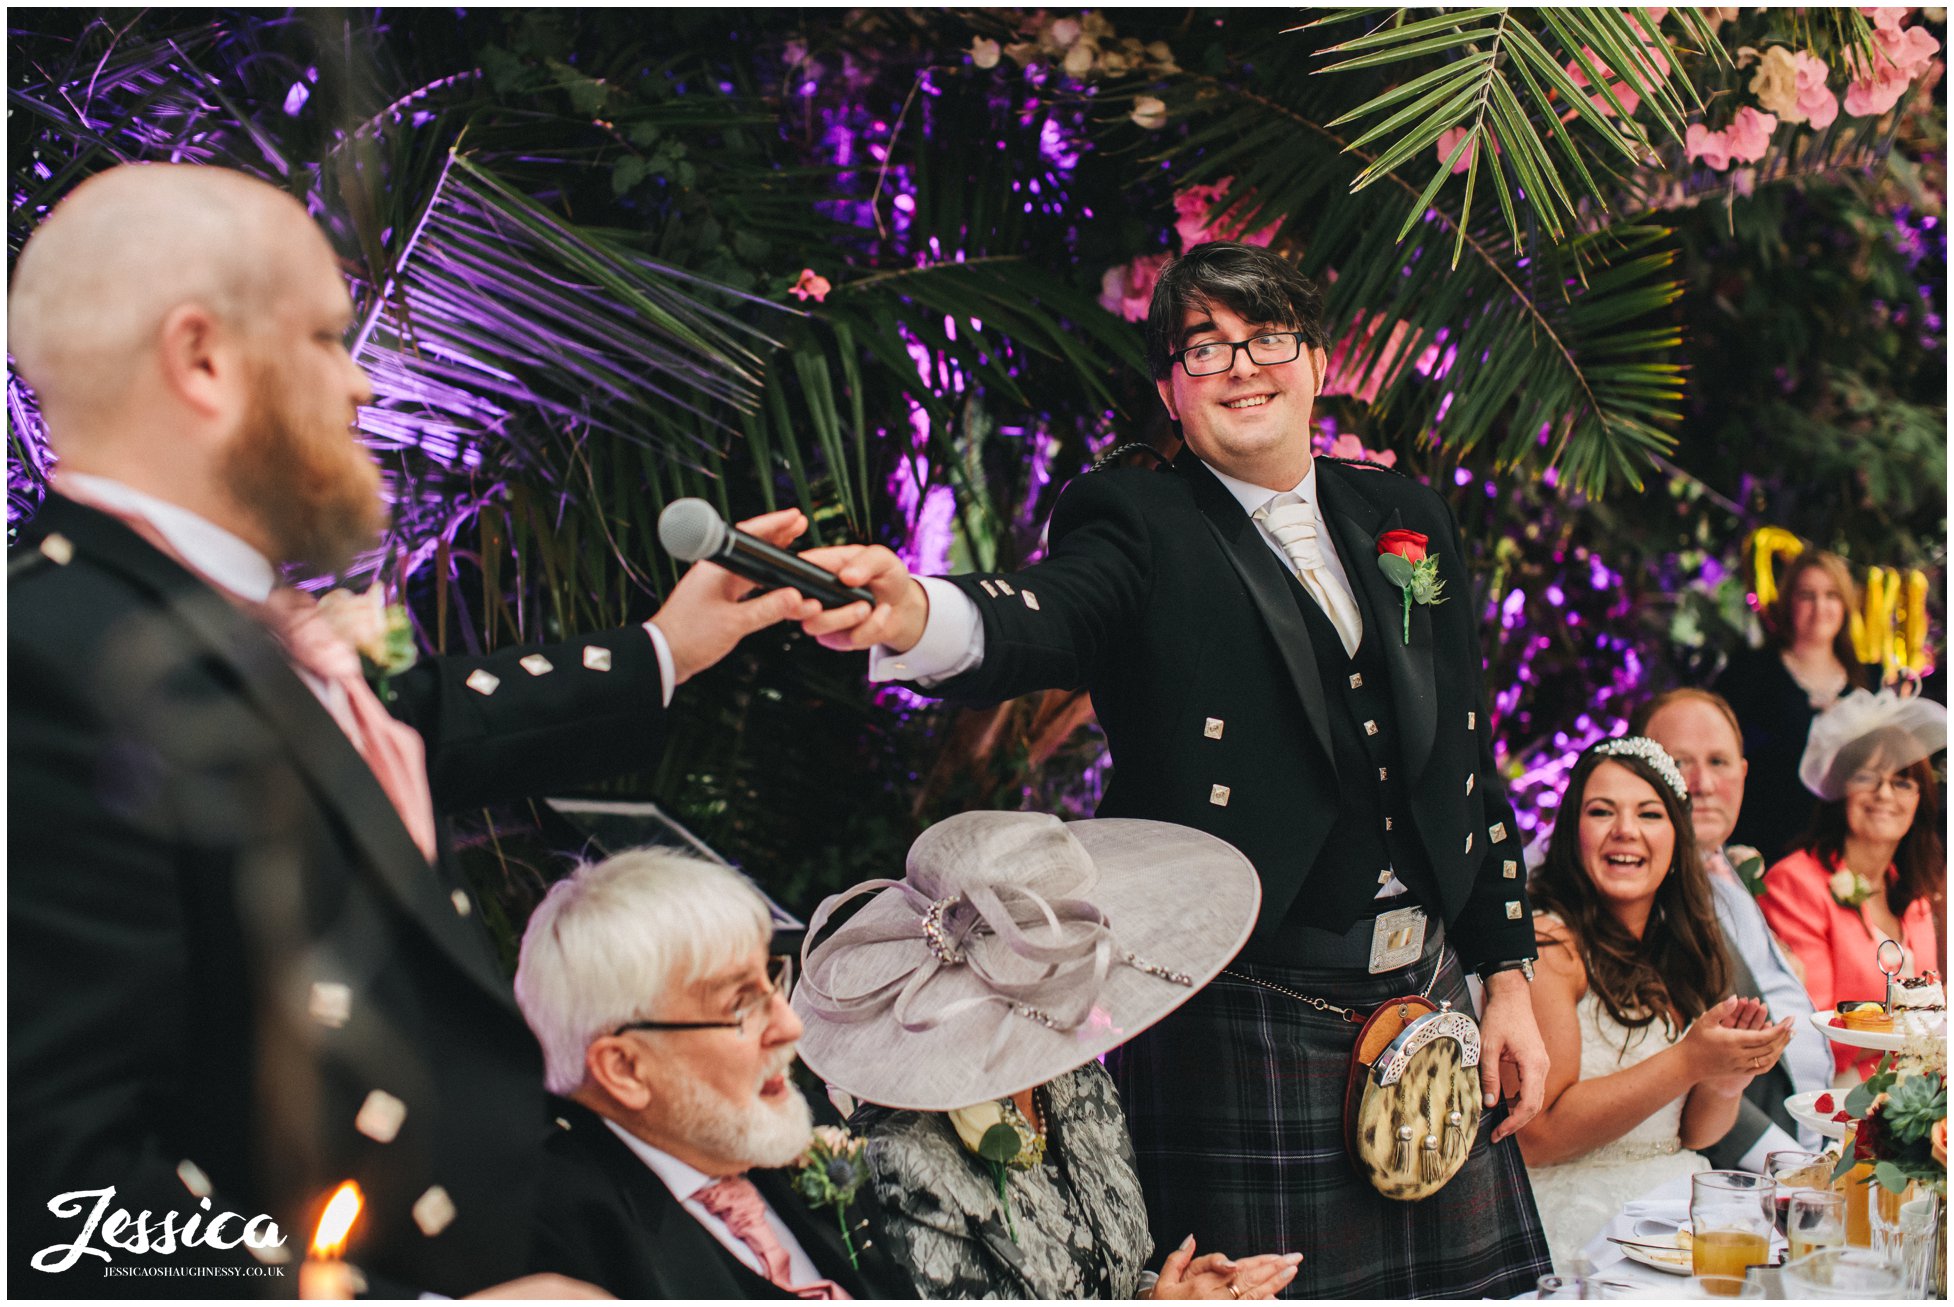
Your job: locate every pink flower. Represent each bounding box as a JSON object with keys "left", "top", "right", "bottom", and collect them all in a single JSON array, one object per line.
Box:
[
  {"left": 1320, "top": 431, "right": 1398, "bottom": 467},
  {"left": 1861, "top": 6, "right": 1912, "bottom": 32},
  {"left": 1173, "top": 178, "right": 1281, "bottom": 248},
  {"left": 1685, "top": 123, "right": 1734, "bottom": 171},
  {"left": 1724, "top": 106, "right": 1778, "bottom": 163},
  {"left": 1792, "top": 50, "right": 1840, "bottom": 128},
  {"left": 1097, "top": 252, "right": 1168, "bottom": 323},
  {"left": 790, "top": 269, "right": 831, "bottom": 302},
  {"left": 1564, "top": 18, "right": 1670, "bottom": 118},
  {"left": 1322, "top": 315, "right": 1419, "bottom": 404},
  {"left": 1844, "top": 20, "right": 1942, "bottom": 114},
  {"left": 1435, "top": 126, "right": 1477, "bottom": 173}
]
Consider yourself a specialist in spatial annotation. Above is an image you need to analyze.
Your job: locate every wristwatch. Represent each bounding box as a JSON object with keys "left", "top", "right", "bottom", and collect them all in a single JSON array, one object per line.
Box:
[{"left": 1476, "top": 958, "right": 1535, "bottom": 983}]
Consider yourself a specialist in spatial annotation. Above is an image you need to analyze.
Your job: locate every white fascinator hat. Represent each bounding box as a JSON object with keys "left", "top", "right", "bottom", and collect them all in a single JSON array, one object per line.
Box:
[
  {"left": 1798, "top": 688, "right": 1946, "bottom": 801},
  {"left": 791, "top": 810, "right": 1260, "bottom": 1111}
]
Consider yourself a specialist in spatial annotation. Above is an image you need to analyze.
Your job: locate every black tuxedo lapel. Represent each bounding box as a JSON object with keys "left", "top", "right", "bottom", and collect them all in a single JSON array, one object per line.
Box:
[
  {"left": 1316, "top": 462, "right": 1439, "bottom": 788},
  {"left": 32, "top": 497, "right": 519, "bottom": 1013},
  {"left": 1173, "top": 450, "right": 1337, "bottom": 777},
  {"left": 752, "top": 1167, "right": 886, "bottom": 1297},
  {"left": 548, "top": 1101, "right": 793, "bottom": 1298}
]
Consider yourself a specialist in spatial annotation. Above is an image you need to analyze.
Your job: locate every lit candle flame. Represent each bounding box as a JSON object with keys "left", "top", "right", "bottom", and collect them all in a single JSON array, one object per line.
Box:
[{"left": 310, "top": 1181, "right": 363, "bottom": 1259}]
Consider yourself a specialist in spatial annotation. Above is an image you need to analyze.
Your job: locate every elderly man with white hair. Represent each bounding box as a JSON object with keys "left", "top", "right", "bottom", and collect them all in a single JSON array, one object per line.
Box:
[{"left": 515, "top": 849, "right": 910, "bottom": 1300}]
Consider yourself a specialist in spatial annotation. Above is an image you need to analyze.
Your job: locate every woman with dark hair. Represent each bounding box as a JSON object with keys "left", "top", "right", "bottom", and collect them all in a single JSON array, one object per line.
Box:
[
  {"left": 1761, "top": 690, "right": 1947, "bottom": 1079},
  {"left": 1716, "top": 550, "right": 1877, "bottom": 856},
  {"left": 1520, "top": 737, "right": 1794, "bottom": 1270}
]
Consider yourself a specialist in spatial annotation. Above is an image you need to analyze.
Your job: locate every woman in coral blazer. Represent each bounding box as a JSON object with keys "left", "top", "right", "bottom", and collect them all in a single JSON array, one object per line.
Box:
[{"left": 1760, "top": 713, "right": 1944, "bottom": 1079}]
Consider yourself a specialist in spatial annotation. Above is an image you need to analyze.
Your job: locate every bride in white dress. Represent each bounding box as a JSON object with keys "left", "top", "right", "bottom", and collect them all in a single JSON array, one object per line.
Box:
[{"left": 1518, "top": 737, "right": 1796, "bottom": 1272}]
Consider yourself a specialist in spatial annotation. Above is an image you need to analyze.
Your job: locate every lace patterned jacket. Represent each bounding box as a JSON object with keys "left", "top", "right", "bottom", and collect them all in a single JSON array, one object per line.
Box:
[{"left": 851, "top": 1062, "right": 1153, "bottom": 1299}]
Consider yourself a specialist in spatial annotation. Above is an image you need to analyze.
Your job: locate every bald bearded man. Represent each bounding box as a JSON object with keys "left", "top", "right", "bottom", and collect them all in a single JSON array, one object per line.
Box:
[{"left": 8, "top": 165, "right": 819, "bottom": 1297}]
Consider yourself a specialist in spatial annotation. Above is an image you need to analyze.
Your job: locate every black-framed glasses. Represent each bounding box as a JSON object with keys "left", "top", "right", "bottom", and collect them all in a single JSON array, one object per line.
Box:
[
  {"left": 611, "top": 955, "right": 794, "bottom": 1038},
  {"left": 1844, "top": 770, "right": 1921, "bottom": 797},
  {"left": 1172, "top": 331, "right": 1304, "bottom": 377}
]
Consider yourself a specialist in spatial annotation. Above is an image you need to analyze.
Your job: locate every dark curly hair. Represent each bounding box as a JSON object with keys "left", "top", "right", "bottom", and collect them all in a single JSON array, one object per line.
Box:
[
  {"left": 1144, "top": 241, "right": 1328, "bottom": 379},
  {"left": 1530, "top": 741, "right": 1732, "bottom": 1033}
]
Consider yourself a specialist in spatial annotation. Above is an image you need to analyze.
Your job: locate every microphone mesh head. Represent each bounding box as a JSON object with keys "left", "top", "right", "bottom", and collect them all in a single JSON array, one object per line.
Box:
[{"left": 657, "top": 498, "right": 727, "bottom": 562}]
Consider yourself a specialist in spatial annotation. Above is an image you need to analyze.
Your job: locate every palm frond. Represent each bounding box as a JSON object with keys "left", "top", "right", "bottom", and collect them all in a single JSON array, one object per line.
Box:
[{"left": 1133, "top": 40, "right": 1687, "bottom": 497}]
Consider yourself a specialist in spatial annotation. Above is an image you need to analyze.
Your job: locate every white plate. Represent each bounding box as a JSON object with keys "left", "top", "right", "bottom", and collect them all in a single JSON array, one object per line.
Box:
[
  {"left": 1616, "top": 1236, "right": 1693, "bottom": 1276},
  {"left": 1809, "top": 1009, "right": 1907, "bottom": 1051},
  {"left": 1786, "top": 1088, "right": 1852, "bottom": 1139}
]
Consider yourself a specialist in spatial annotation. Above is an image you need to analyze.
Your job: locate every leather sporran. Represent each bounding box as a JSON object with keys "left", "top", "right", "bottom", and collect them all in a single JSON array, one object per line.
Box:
[{"left": 1342, "top": 996, "right": 1482, "bottom": 1201}]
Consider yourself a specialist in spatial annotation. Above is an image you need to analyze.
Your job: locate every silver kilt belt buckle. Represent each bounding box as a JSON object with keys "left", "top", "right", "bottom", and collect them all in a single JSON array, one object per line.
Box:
[{"left": 1367, "top": 905, "right": 1427, "bottom": 974}]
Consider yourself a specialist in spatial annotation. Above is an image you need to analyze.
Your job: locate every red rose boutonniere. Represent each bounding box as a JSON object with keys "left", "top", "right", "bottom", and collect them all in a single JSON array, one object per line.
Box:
[{"left": 1375, "top": 529, "right": 1446, "bottom": 645}]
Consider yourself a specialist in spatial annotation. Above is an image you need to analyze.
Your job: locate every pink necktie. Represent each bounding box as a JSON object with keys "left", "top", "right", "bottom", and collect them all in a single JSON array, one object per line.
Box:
[
  {"left": 255, "top": 588, "right": 440, "bottom": 863},
  {"left": 694, "top": 1176, "right": 850, "bottom": 1300},
  {"left": 53, "top": 486, "right": 439, "bottom": 863}
]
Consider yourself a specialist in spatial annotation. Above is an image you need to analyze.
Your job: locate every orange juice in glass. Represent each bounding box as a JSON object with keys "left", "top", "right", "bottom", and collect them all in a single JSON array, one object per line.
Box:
[
  {"left": 1838, "top": 1160, "right": 1875, "bottom": 1247},
  {"left": 1690, "top": 1170, "right": 1774, "bottom": 1294}
]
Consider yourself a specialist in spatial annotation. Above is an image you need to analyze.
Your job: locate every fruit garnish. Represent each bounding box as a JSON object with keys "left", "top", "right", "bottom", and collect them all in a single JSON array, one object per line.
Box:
[
  {"left": 1832, "top": 1109, "right": 1852, "bottom": 1122},
  {"left": 1815, "top": 1093, "right": 1835, "bottom": 1114}
]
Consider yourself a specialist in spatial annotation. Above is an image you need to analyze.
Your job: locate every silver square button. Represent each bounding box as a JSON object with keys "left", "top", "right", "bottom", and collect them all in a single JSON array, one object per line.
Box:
[
  {"left": 1203, "top": 718, "right": 1225, "bottom": 740},
  {"left": 1209, "top": 784, "right": 1231, "bottom": 807}
]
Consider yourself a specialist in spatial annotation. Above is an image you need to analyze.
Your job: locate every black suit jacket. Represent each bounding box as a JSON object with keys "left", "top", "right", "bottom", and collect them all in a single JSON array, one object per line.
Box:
[
  {"left": 9, "top": 495, "right": 668, "bottom": 1297},
  {"left": 528, "top": 1099, "right": 911, "bottom": 1299},
  {"left": 920, "top": 452, "right": 1533, "bottom": 965}
]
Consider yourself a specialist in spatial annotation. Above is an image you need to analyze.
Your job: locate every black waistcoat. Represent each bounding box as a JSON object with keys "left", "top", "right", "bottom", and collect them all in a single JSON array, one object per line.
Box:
[{"left": 1261, "top": 568, "right": 1439, "bottom": 945}]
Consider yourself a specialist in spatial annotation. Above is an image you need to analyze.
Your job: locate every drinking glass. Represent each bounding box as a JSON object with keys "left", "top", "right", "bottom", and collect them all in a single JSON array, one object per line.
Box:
[
  {"left": 1766, "top": 1149, "right": 1831, "bottom": 1236},
  {"left": 1835, "top": 1158, "right": 1875, "bottom": 1246},
  {"left": 1780, "top": 1247, "right": 1908, "bottom": 1299},
  {"left": 1690, "top": 1171, "right": 1774, "bottom": 1295},
  {"left": 1867, "top": 1180, "right": 1936, "bottom": 1295},
  {"left": 1786, "top": 1190, "right": 1846, "bottom": 1261}
]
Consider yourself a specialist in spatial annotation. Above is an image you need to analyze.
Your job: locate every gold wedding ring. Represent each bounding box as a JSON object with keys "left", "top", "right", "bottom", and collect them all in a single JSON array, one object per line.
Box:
[{"left": 1228, "top": 1286, "right": 1242, "bottom": 1300}]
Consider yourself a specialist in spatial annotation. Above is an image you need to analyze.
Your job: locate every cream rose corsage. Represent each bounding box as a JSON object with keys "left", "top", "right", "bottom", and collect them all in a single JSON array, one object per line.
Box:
[
  {"left": 1829, "top": 866, "right": 1877, "bottom": 909},
  {"left": 317, "top": 586, "right": 419, "bottom": 682}
]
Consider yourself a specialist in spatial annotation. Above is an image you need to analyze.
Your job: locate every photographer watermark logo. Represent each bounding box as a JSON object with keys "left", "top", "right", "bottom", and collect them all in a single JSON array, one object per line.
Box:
[{"left": 31, "top": 1186, "right": 286, "bottom": 1274}]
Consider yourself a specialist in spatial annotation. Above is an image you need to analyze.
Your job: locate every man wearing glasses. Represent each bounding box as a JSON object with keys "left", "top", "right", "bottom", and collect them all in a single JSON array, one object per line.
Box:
[
  {"left": 514, "top": 848, "right": 909, "bottom": 1299},
  {"left": 800, "top": 241, "right": 1552, "bottom": 1297}
]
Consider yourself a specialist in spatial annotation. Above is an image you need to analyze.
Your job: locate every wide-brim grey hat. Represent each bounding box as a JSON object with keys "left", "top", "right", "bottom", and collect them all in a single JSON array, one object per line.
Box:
[
  {"left": 1799, "top": 688, "right": 1946, "bottom": 800},
  {"left": 793, "top": 810, "right": 1260, "bottom": 1111}
]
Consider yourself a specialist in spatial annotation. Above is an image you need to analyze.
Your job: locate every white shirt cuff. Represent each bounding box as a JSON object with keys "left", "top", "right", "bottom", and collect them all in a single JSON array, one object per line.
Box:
[
  {"left": 642, "top": 620, "right": 676, "bottom": 708},
  {"left": 867, "top": 575, "right": 984, "bottom": 685}
]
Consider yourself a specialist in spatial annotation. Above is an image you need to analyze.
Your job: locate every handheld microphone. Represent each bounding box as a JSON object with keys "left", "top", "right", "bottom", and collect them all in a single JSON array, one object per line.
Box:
[{"left": 658, "top": 499, "right": 876, "bottom": 611}]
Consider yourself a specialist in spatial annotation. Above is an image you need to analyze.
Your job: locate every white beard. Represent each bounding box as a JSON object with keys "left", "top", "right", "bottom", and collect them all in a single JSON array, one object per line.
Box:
[{"left": 661, "top": 1063, "right": 814, "bottom": 1171}]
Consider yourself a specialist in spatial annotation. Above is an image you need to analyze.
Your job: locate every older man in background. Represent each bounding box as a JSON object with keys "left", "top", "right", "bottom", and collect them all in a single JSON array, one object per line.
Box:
[
  {"left": 514, "top": 849, "right": 908, "bottom": 1299},
  {"left": 9, "top": 163, "right": 817, "bottom": 1296},
  {"left": 1635, "top": 689, "right": 1832, "bottom": 1158}
]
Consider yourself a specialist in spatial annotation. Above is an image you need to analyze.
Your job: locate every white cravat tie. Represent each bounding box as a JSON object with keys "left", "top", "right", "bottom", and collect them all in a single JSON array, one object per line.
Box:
[{"left": 1257, "top": 494, "right": 1364, "bottom": 657}]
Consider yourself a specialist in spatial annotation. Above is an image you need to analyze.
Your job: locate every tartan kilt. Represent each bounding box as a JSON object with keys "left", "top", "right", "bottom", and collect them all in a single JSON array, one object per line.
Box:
[{"left": 1107, "top": 933, "right": 1551, "bottom": 1299}]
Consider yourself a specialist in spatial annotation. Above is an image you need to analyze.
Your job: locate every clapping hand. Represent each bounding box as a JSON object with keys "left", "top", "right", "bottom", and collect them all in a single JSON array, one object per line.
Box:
[
  {"left": 1684, "top": 996, "right": 1794, "bottom": 1096},
  {"left": 1145, "top": 1235, "right": 1302, "bottom": 1300}
]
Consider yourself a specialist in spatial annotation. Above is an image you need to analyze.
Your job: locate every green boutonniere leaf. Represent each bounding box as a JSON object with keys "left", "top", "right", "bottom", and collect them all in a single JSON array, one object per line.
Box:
[
  {"left": 977, "top": 1122, "right": 1022, "bottom": 1165},
  {"left": 1377, "top": 552, "right": 1415, "bottom": 587}
]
